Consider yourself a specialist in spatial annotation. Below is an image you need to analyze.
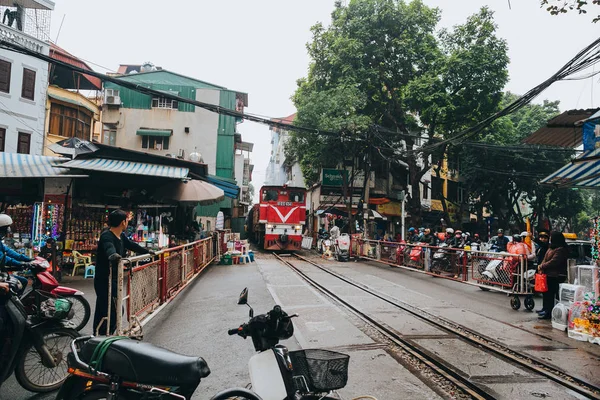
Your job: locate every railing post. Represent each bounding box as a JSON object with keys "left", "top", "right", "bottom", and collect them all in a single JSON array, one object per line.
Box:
[
  {"left": 115, "top": 258, "right": 124, "bottom": 335},
  {"left": 376, "top": 241, "right": 381, "bottom": 261},
  {"left": 159, "top": 252, "right": 166, "bottom": 304}
]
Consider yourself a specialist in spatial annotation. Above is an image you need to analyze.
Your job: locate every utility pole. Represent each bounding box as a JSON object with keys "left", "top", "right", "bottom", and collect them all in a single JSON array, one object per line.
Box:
[{"left": 401, "top": 190, "right": 406, "bottom": 241}]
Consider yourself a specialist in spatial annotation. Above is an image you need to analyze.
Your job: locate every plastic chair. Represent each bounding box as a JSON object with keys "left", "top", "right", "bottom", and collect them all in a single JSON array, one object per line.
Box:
[
  {"left": 84, "top": 265, "right": 95, "bottom": 279},
  {"left": 239, "top": 244, "right": 251, "bottom": 264},
  {"left": 72, "top": 250, "right": 92, "bottom": 276}
]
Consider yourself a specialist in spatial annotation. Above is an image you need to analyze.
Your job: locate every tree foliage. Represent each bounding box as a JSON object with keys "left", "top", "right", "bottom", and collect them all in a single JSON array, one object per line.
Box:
[
  {"left": 288, "top": 0, "right": 509, "bottom": 226},
  {"left": 541, "top": 0, "right": 600, "bottom": 22}
]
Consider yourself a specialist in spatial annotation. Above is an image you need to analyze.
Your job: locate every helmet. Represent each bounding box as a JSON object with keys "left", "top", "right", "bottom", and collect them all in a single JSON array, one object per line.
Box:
[
  {"left": 474, "top": 233, "right": 480, "bottom": 238},
  {"left": 513, "top": 235, "right": 522, "bottom": 242},
  {"left": 520, "top": 231, "right": 530, "bottom": 237},
  {"left": 455, "top": 230, "right": 463, "bottom": 235},
  {"left": 446, "top": 228, "right": 454, "bottom": 234},
  {"left": 539, "top": 231, "right": 549, "bottom": 239},
  {"left": 497, "top": 229, "right": 504, "bottom": 234},
  {"left": 408, "top": 227, "right": 416, "bottom": 233},
  {"left": 0, "top": 214, "right": 13, "bottom": 228}
]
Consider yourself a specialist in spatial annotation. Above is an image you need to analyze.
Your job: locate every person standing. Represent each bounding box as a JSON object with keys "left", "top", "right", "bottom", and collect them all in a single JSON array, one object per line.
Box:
[
  {"left": 537, "top": 232, "right": 568, "bottom": 319},
  {"left": 93, "top": 210, "right": 151, "bottom": 335},
  {"left": 534, "top": 231, "right": 550, "bottom": 265}
]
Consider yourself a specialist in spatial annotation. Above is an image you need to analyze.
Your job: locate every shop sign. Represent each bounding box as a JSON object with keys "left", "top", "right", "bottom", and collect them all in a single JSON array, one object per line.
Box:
[
  {"left": 376, "top": 201, "right": 402, "bottom": 217},
  {"left": 321, "top": 169, "right": 375, "bottom": 188}
]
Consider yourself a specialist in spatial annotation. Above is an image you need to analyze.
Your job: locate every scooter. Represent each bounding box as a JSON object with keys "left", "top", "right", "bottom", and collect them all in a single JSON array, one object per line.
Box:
[
  {"left": 0, "top": 271, "right": 79, "bottom": 393},
  {"left": 17, "top": 257, "right": 91, "bottom": 331},
  {"left": 431, "top": 243, "right": 452, "bottom": 273},
  {"left": 317, "top": 232, "right": 331, "bottom": 254},
  {"left": 228, "top": 288, "right": 356, "bottom": 400},
  {"left": 334, "top": 233, "right": 351, "bottom": 262}
]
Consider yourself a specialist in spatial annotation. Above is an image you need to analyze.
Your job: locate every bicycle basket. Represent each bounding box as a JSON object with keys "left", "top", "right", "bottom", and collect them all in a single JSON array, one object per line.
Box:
[
  {"left": 289, "top": 349, "right": 349, "bottom": 393},
  {"left": 40, "top": 296, "right": 73, "bottom": 320}
]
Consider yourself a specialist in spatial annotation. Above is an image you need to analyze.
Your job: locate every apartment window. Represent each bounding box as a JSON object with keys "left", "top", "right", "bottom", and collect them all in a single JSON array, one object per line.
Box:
[
  {"left": 17, "top": 132, "right": 30, "bottom": 154},
  {"left": 105, "top": 89, "right": 119, "bottom": 97},
  {"left": 151, "top": 97, "right": 178, "bottom": 109},
  {"left": 103, "top": 128, "right": 117, "bottom": 146},
  {"left": 0, "top": 60, "right": 11, "bottom": 93},
  {"left": 48, "top": 103, "right": 92, "bottom": 139},
  {"left": 0, "top": 128, "right": 5, "bottom": 151},
  {"left": 447, "top": 180, "right": 458, "bottom": 203},
  {"left": 422, "top": 182, "right": 429, "bottom": 200},
  {"left": 141, "top": 135, "right": 169, "bottom": 150},
  {"left": 21, "top": 68, "right": 36, "bottom": 100}
]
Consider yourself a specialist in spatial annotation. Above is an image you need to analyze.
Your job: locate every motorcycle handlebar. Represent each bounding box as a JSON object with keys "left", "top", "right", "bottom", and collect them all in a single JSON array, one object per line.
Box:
[{"left": 228, "top": 328, "right": 240, "bottom": 336}]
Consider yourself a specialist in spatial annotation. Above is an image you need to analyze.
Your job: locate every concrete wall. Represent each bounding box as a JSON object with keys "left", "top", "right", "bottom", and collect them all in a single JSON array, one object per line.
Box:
[
  {"left": 103, "top": 88, "right": 220, "bottom": 175},
  {"left": 0, "top": 41, "right": 49, "bottom": 155},
  {"left": 234, "top": 152, "right": 244, "bottom": 195}
]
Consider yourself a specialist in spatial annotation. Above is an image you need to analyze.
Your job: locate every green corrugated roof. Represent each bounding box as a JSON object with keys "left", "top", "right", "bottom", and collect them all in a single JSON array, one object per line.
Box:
[{"left": 113, "top": 70, "right": 246, "bottom": 95}]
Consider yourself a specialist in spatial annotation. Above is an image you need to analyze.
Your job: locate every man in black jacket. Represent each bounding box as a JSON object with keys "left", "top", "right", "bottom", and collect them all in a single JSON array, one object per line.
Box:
[{"left": 93, "top": 210, "right": 152, "bottom": 335}]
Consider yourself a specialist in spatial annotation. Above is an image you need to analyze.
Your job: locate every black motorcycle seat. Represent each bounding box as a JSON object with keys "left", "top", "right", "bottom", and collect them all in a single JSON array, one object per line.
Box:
[{"left": 80, "top": 337, "right": 210, "bottom": 387}]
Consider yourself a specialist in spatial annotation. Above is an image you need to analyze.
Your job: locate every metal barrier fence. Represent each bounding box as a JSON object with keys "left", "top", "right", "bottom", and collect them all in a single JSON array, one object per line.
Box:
[
  {"left": 352, "top": 238, "right": 533, "bottom": 300},
  {"left": 107, "top": 237, "right": 215, "bottom": 336}
]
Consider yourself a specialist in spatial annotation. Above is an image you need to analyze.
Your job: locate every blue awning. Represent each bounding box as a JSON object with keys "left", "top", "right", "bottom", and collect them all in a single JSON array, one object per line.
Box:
[
  {"left": 541, "top": 148, "right": 600, "bottom": 188},
  {"left": 206, "top": 175, "right": 239, "bottom": 199},
  {"left": 0, "top": 153, "right": 88, "bottom": 178},
  {"left": 60, "top": 158, "right": 189, "bottom": 179}
]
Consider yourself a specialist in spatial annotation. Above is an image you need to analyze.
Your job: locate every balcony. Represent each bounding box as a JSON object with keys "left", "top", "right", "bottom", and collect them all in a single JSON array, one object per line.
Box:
[{"left": 0, "top": 1, "right": 53, "bottom": 51}]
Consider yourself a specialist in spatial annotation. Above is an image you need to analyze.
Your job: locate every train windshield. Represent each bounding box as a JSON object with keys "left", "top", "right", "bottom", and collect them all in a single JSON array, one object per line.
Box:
[
  {"left": 289, "top": 191, "right": 305, "bottom": 203},
  {"left": 262, "top": 189, "right": 279, "bottom": 202}
]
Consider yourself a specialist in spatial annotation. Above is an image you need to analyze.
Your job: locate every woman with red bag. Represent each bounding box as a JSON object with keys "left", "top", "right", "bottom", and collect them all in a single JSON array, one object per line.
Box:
[{"left": 536, "top": 232, "right": 569, "bottom": 320}]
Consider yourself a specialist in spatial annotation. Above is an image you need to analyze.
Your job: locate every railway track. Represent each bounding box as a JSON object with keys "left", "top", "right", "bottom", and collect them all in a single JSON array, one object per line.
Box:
[{"left": 273, "top": 253, "right": 600, "bottom": 400}]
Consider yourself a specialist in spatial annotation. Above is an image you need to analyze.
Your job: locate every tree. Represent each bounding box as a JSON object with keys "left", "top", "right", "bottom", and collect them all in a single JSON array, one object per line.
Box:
[
  {"left": 288, "top": 0, "right": 509, "bottom": 227},
  {"left": 540, "top": 1, "right": 600, "bottom": 22}
]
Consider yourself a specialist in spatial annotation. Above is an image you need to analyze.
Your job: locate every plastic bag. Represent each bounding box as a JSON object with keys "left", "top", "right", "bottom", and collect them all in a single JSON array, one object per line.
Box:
[{"left": 535, "top": 273, "right": 548, "bottom": 293}]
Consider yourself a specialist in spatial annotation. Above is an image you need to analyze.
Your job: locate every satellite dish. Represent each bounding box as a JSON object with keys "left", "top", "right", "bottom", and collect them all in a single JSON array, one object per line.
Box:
[{"left": 189, "top": 151, "right": 203, "bottom": 163}]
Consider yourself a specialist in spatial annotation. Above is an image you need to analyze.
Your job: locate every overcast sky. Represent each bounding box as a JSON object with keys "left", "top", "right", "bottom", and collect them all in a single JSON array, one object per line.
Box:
[{"left": 48, "top": 0, "right": 600, "bottom": 198}]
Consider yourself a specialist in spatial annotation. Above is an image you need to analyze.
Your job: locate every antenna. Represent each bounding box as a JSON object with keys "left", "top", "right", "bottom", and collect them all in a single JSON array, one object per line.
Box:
[{"left": 55, "top": 14, "right": 66, "bottom": 44}]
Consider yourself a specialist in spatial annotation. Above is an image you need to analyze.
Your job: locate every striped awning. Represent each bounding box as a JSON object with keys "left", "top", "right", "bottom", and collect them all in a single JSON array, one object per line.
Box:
[
  {"left": 540, "top": 148, "right": 600, "bottom": 188},
  {"left": 60, "top": 158, "right": 189, "bottom": 179},
  {"left": 0, "top": 153, "right": 88, "bottom": 178},
  {"left": 206, "top": 175, "right": 240, "bottom": 199}
]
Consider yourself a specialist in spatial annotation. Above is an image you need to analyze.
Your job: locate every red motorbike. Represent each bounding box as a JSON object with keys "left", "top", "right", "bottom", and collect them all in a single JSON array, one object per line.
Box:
[{"left": 18, "top": 257, "right": 91, "bottom": 331}]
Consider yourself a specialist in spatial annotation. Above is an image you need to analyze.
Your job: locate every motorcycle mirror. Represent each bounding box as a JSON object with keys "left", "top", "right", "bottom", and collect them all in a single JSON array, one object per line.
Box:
[{"left": 238, "top": 288, "right": 248, "bottom": 305}]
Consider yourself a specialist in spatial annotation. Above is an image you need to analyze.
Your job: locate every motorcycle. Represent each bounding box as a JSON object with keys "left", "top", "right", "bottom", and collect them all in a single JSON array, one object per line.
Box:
[
  {"left": 0, "top": 270, "right": 80, "bottom": 393},
  {"left": 229, "top": 288, "right": 355, "bottom": 400},
  {"left": 334, "top": 233, "right": 351, "bottom": 262},
  {"left": 17, "top": 257, "right": 91, "bottom": 331},
  {"left": 56, "top": 336, "right": 261, "bottom": 400},
  {"left": 317, "top": 232, "right": 331, "bottom": 255}
]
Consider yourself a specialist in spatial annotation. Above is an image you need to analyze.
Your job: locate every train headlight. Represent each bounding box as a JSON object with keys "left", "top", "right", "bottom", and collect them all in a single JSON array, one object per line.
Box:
[
  {"left": 295, "top": 225, "right": 302, "bottom": 231},
  {"left": 267, "top": 224, "right": 273, "bottom": 230}
]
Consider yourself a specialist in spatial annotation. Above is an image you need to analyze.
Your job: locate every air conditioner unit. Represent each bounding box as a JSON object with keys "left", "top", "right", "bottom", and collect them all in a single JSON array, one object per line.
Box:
[
  {"left": 558, "top": 283, "right": 585, "bottom": 305},
  {"left": 105, "top": 95, "right": 121, "bottom": 105}
]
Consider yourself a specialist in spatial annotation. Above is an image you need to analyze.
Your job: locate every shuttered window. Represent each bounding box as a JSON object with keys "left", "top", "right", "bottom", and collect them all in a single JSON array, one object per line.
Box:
[
  {"left": 0, "top": 60, "right": 10, "bottom": 93},
  {"left": 17, "top": 132, "right": 30, "bottom": 154},
  {"left": 0, "top": 128, "right": 5, "bottom": 151},
  {"left": 21, "top": 68, "right": 35, "bottom": 100}
]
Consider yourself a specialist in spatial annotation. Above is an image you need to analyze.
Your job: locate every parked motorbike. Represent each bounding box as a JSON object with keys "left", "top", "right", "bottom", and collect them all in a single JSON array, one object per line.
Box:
[
  {"left": 17, "top": 257, "right": 91, "bottom": 331},
  {"left": 56, "top": 336, "right": 261, "bottom": 400},
  {"left": 0, "top": 271, "right": 80, "bottom": 393},
  {"left": 229, "top": 288, "right": 357, "bottom": 400},
  {"left": 334, "top": 233, "right": 351, "bottom": 262},
  {"left": 317, "top": 232, "right": 331, "bottom": 255}
]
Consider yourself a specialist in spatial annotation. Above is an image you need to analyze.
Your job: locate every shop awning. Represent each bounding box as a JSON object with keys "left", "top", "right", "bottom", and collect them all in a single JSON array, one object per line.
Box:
[
  {"left": 48, "top": 93, "right": 97, "bottom": 114},
  {"left": 60, "top": 158, "right": 189, "bottom": 179},
  {"left": 0, "top": 153, "right": 88, "bottom": 178},
  {"left": 206, "top": 175, "right": 239, "bottom": 199},
  {"left": 540, "top": 148, "right": 600, "bottom": 188},
  {"left": 136, "top": 129, "right": 172, "bottom": 137}
]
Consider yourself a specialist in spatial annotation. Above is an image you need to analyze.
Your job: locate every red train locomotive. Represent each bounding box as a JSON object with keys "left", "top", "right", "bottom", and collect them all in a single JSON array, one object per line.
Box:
[{"left": 247, "top": 186, "right": 306, "bottom": 251}]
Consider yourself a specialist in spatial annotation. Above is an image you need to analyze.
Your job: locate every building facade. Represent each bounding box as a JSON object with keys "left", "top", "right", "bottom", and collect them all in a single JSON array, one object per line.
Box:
[
  {"left": 0, "top": 0, "right": 54, "bottom": 155},
  {"left": 265, "top": 113, "right": 305, "bottom": 187}
]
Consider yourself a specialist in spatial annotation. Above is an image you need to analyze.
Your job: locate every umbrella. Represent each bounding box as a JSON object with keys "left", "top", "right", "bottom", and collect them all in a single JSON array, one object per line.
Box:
[
  {"left": 154, "top": 179, "right": 225, "bottom": 205},
  {"left": 365, "top": 209, "right": 387, "bottom": 221},
  {"left": 49, "top": 138, "right": 99, "bottom": 158}
]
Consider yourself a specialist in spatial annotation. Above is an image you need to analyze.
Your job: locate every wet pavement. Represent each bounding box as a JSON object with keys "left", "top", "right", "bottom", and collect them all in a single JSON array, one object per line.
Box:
[{"left": 3, "top": 251, "right": 600, "bottom": 399}]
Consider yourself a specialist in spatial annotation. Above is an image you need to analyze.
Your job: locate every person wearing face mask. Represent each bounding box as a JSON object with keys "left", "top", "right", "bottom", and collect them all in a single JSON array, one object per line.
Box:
[
  {"left": 536, "top": 232, "right": 568, "bottom": 319},
  {"left": 535, "top": 231, "right": 550, "bottom": 265}
]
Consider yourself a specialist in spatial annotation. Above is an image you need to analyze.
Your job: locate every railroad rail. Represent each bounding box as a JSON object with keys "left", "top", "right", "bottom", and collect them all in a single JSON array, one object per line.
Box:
[{"left": 273, "top": 253, "right": 600, "bottom": 400}]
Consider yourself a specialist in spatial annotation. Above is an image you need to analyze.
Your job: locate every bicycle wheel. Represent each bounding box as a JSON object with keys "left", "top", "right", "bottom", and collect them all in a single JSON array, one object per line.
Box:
[
  {"left": 15, "top": 327, "right": 79, "bottom": 392},
  {"left": 63, "top": 295, "right": 91, "bottom": 331},
  {"left": 210, "top": 387, "right": 263, "bottom": 400}
]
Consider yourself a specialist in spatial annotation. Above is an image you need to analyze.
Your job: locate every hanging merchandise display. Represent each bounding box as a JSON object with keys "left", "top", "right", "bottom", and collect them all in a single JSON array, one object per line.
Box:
[
  {"left": 592, "top": 217, "right": 599, "bottom": 263},
  {"left": 65, "top": 206, "right": 107, "bottom": 251},
  {"left": 32, "top": 202, "right": 65, "bottom": 250}
]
